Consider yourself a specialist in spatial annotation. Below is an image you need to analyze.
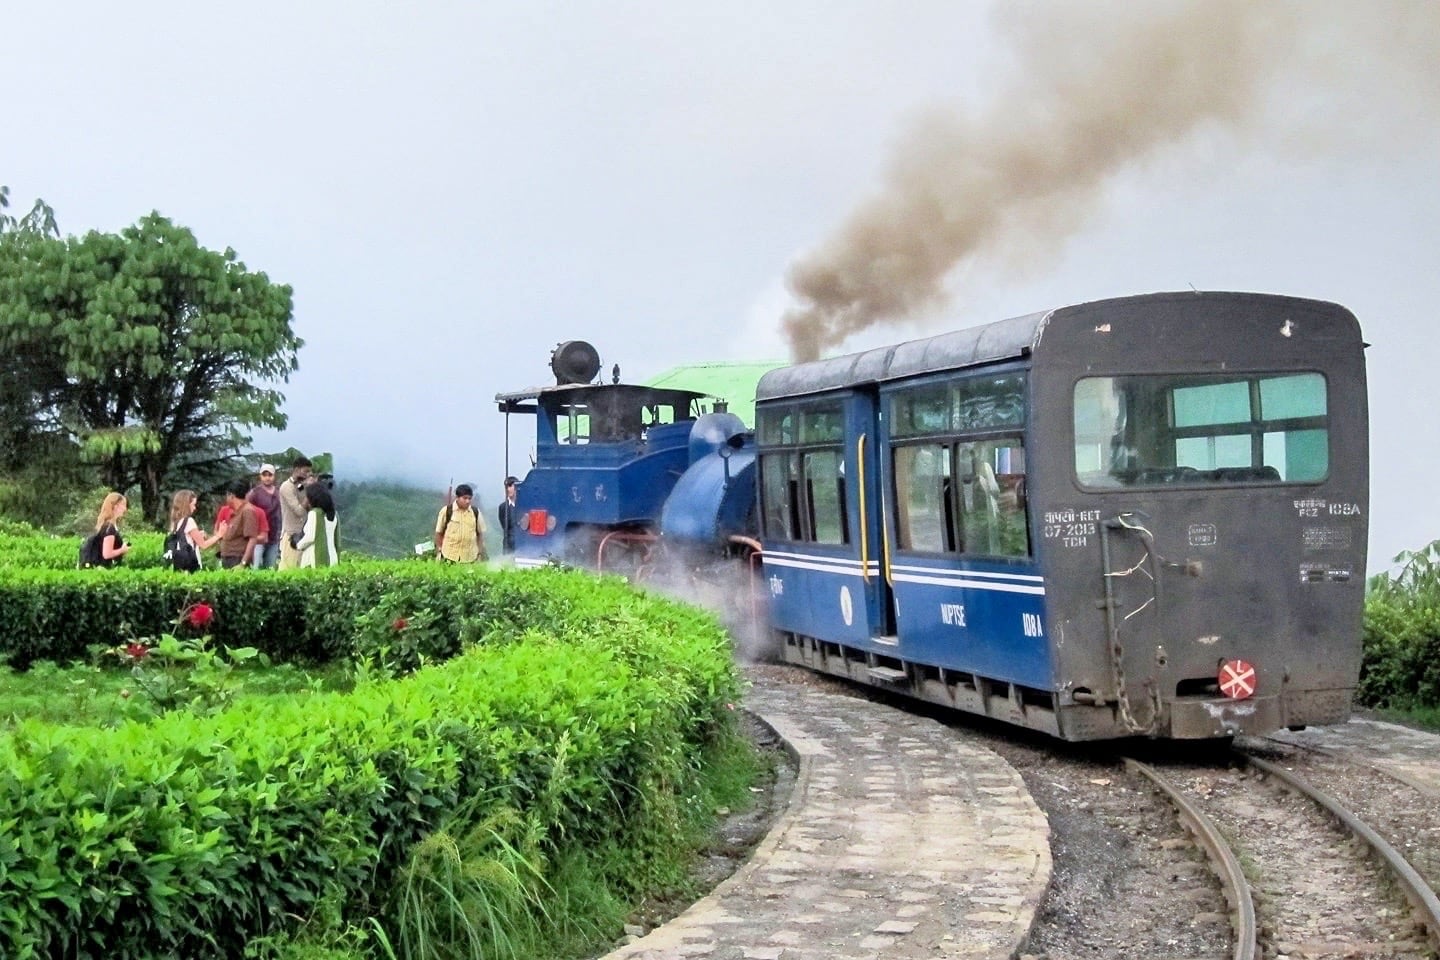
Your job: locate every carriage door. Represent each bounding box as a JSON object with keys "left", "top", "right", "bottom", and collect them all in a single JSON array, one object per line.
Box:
[{"left": 854, "top": 389, "right": 896, "bottom": 638}]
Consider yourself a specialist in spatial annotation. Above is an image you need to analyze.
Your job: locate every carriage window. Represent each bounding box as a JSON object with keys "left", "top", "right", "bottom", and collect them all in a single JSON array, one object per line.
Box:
[
  {"left": 1075, "top": 372, "right": 1328, "bottom": 487},
  {"left": 893, "top": 386, "right": 950, "bottom": 437},
  {"left": 894, "top": 444, "right": 951, "bottom": 552},
  {"left": 892, "top": 374, "right": 1027, "bottom": 437},
  {"left": 957, "top": 440, "right": 1030, "bottom": 558},
  {"left": 803, "top": 449, "right": 848, "bottom": 545},
  {"left": 894, "top": 440, "right": 1030, "bottom": 557},
  {"left": 800, "top": 408, "right": 844, "bottom": 443},
  {"left": 760, "top": 452, "right": 799, "bottom": 540},
  {"left": 758, "top": 409, "right": 795, "bottom": 445},
  {"left": 759, "top": 402, "right": 847, "bottom": 544},
  {"left": 955, "top": 374, "right": 1026, "bottom": 429}
]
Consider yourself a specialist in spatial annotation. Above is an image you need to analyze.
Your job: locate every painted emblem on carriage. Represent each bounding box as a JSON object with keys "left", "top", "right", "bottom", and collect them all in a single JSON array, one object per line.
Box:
[
  {"left": 840, "top": 585, "right": 853, "bottom": 626},
  {"left": 769, "top": 575, "right": 784, "bottom": 597}
]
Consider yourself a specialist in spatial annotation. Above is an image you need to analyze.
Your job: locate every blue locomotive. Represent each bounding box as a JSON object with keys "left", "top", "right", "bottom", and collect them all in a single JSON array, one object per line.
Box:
[
  {"left": 495, "top": 340, "right": 764, "bottom": 577},
  {"left": 495, "top": 292, "right": 1369, "bottom": 741}
]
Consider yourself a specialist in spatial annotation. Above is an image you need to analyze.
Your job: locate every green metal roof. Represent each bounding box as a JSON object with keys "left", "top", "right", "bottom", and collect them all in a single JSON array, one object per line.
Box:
[{"left": 644, "top": 360, "right": 785, "bottom": 428}]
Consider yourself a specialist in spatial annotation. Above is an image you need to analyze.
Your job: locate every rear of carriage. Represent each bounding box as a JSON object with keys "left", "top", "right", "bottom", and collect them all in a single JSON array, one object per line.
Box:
[{"left": 1032, "top": 292, "right": 1368, "bottom": 740}]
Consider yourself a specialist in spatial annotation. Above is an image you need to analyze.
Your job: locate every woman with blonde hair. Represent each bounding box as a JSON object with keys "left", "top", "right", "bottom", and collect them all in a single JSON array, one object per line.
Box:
[
  {"left": 92, "top": 492, "right": 132, "bottom": 568},
  {"left": 167, "top": 490, "right": 223, "bottom": 572}
]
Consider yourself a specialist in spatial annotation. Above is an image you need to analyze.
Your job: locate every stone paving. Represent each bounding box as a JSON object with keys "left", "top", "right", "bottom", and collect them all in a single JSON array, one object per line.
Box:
[
  {"left": 600, "top": 675, "right": 1052, "bottom": 960},
  {"left": 1268, "top": 716, "right": 1440, "bottom": 796}
]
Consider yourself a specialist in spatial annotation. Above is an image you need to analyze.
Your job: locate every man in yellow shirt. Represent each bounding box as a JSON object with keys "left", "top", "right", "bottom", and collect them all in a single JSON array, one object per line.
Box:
[{"left": 434, "top": 484, "right": 488, "bottom": 563}]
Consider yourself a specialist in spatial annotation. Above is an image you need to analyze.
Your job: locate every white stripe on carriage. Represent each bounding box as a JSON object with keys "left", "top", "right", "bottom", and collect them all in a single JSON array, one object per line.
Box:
[
  {"left": 891, "top": 571, "right": 1047, "bottom": 595},
  {"left": 764, "top": 552, "right": 1039, "bottom": 586},
  {"left": 764, "top": 550, "right": 877, "bottom": 567},
  {"left": 889, "top": 563, "right": 1044, "bottom": 583},
  {"left": 762, "top": 555, "right": 870, "bottom": 577},
  {"left": 762, "top": 555, "right": 1046, "bottom": 594},
  {"left": 762, "top": 553, "right": 879, "bottom": 572}
]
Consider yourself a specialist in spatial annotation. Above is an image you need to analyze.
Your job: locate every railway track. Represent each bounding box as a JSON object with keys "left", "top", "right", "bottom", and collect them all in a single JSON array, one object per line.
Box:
[{"left": 1128, "top": 751, "right": 1440, "bottom": 960}]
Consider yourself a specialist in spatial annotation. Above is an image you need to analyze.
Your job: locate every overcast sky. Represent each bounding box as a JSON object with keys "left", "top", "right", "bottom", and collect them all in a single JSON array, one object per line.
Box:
[{"left": 4, "top": 1, "right": 1437, "bottom": 573}]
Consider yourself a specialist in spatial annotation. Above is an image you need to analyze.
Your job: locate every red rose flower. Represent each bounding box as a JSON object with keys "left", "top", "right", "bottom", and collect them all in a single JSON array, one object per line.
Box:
[
  {"left": 186, "top": 603, "right": 215, "bottom": 630},
  {"left": 125, "top": 643, "right": 149, "bottom": 661},
  {"left": 393, "top": 617, "right": 408, "bottom": 631}
]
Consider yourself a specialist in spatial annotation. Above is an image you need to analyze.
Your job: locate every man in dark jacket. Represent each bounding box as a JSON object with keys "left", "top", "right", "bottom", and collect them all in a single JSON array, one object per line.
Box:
[{"left": 497, "top": 476, "right": 520, "bottom": 554}]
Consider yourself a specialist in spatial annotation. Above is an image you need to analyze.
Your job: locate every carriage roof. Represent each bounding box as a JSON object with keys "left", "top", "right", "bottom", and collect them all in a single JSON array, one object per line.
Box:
[{"left": 755, "top": 309, "right": 1051, "bottom": 402}]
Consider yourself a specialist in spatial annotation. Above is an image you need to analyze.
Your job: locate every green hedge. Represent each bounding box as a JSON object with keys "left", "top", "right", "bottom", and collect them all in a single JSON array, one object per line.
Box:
[
  {"left": 1360, "top": 593, "right": 1440, "bottom": 708},
  {"left": 0, "top": 530, "right": 169, "bottom": 573},
  {"left": 0, "top": 569, "right": 740, "bottom": 958},
  {"left": 1360, "top": 542, "right": 1440, "bottom": 709},
  {"left": 0, "top": 561, "right": 560, "bottom": 669}
]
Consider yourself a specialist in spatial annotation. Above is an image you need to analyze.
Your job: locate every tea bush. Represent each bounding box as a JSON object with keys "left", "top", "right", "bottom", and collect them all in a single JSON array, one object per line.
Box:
[
  {"left": 0, "top": 530, "right": 168, "bottom": 572},
  {"left": 1360, "top": 540, "right": 1440, "bottom": 709},
  {"left": 0, "top": 569, "right": 741, "bottom": 959},
  {"left": 0, "top": 561, "right": 573, "bottom": 668}
]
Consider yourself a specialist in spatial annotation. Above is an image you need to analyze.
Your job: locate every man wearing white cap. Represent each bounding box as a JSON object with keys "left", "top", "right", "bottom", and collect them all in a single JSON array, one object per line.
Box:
[{"left": 247, "top": 463, "right": 283, "bottom": 569}]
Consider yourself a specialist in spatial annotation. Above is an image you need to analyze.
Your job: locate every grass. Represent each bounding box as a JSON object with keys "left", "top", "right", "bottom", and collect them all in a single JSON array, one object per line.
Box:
[
  {"left": 365, "top": 714, "right": 772, "bottom": 960},
  {"left": 1371, "top": 704, "right": 1440, "bottom": 733}
]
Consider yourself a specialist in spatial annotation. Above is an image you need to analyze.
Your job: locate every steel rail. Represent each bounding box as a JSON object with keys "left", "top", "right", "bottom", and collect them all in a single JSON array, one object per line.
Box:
[
  {"left": 1124, "top": 758, "right": 1256, "bottom": 960},
  {"left": 1242, "top": 753, "right": 1440, "bottom": 954}
]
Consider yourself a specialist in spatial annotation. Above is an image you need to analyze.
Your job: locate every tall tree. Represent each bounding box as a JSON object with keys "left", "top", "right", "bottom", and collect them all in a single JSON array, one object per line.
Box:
[
  {"left": 0, "top": 212, "right": 302, "bottom": 520},
  {"left": 0, "top": 185, "right": 58, "bottom": 238},
  {"left": 0, "top": 186, "right": 68, "bottom": 482}
]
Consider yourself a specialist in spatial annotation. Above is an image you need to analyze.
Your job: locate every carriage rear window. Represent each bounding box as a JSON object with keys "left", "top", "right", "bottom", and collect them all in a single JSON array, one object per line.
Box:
[{"left": 1074, "top": 373, "right": 1328, "bottom": 487}]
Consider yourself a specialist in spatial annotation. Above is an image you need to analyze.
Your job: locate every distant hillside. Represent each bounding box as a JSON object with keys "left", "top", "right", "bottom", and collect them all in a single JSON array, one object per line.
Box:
[{"left": 331, "top": 480, "right": 482, "bottom": 559}]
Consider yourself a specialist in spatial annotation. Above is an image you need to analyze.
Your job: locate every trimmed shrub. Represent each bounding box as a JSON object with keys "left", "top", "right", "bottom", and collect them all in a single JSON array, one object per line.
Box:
[
  {"left": 0, "top": 570, "right": 741, "bottom": 958},
  {"left": 1360, "top": 541, "right": 1440, "bottom": 709},
  {"left": 0, "top": 561, "right": 565, "bottom": 669}
]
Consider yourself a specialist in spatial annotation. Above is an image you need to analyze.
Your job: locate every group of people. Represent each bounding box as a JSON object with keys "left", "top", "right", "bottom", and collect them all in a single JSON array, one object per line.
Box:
[
  {"left": 433, "top": 476, "right": 520, "bottom": 564},
  {"left": 89, "top": 457, "right": 340, "bottom": 572},
  {"left": 91, "top": 467, "right": 522, "bottom": 571}
]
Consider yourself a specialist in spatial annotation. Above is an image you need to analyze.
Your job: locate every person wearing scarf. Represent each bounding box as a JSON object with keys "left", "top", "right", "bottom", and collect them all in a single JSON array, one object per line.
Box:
[{"left": 294, "top": 480, "right": 339, "bottom": 567}]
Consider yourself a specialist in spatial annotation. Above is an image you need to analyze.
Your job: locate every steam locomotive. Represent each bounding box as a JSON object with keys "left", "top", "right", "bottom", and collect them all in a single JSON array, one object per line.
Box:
[{"left": 495, "top": 292, "right": 1369, "bottom": 741}]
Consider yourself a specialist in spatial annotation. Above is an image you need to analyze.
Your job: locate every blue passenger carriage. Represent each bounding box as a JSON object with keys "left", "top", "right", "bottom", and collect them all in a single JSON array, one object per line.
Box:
[{"left": 755, "top": 292, "right": 1368, "bottom": 740}]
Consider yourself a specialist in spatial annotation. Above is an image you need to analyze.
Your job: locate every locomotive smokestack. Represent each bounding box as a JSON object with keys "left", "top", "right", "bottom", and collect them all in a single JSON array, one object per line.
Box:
[{"left": 781, "top": 0, "right": 1440, "bottom": 362}]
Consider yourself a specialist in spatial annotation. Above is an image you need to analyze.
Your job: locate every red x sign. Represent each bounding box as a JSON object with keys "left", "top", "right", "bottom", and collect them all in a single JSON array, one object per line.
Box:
[{"left": 1218, "top": 659, "right": 1256, "bottom": 700}]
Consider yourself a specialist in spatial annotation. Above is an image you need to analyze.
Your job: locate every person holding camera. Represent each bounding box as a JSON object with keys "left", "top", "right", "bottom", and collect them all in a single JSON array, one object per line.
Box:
[{"left": 278, "top": 456, "right": 314, "bottom": 570}]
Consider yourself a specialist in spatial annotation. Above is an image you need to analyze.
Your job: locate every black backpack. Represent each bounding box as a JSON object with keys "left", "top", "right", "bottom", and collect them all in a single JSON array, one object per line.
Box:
[
  {"left": 77, "top": 532, "right": 104, "bottom": 569},
  {"left": 162, "top": 520, "right": 200, "bottom": 572}
]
